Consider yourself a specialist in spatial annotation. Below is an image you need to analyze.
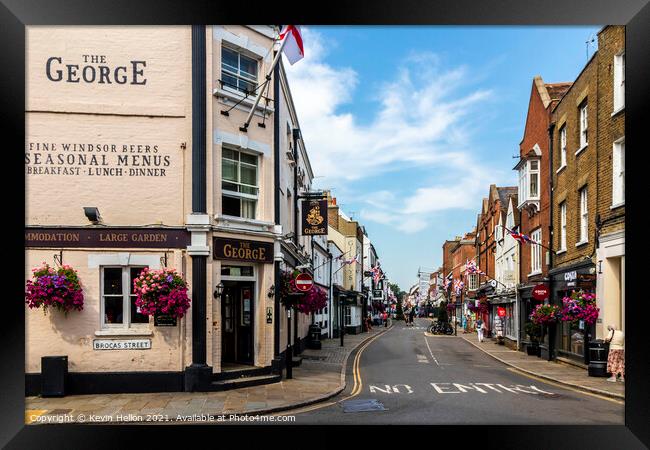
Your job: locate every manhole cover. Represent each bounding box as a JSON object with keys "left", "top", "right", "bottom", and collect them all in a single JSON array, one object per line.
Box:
[{"left": 340, "top": 399, "right": 387, "bottom": 413}]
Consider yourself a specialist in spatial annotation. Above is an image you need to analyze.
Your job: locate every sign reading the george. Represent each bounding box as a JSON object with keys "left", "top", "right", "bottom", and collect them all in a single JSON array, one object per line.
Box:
[
  {"left": 213, "top": 238, "right": 274, "bottom": 263},
  {"left": 25, "top": 227, "right": 190, "bottom": 248},
  {"left": 531, "top": 284, "right": 549, "bottom": 301},
  {"left": 93, "top": 339, "right": 151, "bottom": 350},
  {"left": 301, "top": 199, "right": 328, "bottom": 235},
  {"left": 295, "top": 273, "right": 314, "bottom": 292}
]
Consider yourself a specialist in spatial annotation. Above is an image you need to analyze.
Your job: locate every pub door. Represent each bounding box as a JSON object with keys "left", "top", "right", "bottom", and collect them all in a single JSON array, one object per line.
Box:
[{"left": 221, "top": 281, "right": 254, "bottom": 366}]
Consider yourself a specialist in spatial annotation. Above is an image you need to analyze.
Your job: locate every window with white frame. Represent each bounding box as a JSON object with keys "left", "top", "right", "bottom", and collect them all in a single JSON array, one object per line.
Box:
[
  {"left": 559, "top": 202, "right": 567, "bottom": 251},
  {"left": 518, "top": 159, "right": 540, "bottom": 205},
  {"left": 221, "top": 46, "right": 258, "bottom": 94},
  {"left": 468, "top": 273, "right": 478, "bottom": 291},
  {"left": 530, "top": 228, "right": 542, "bottom": 274},
  {"left": 613, "top": 138, "right": 625, "bottom": 206},
  {"left": 101, "top": 266, "right": 149, "bottom": 329},
  {"left": 560, "top": 125, "right": 567, "bottom": 168},
  {"left": 222, "top": 148, "right": 259, "bottom": 219},
  {"left": 579, "top": 101, "right": 588, "bottom": 149},
  {"left": 613, "top": 52, "right": 625, "bottom": 112},
  {"left": 579, "top": 187, "right": 588, "bottom": 243}
]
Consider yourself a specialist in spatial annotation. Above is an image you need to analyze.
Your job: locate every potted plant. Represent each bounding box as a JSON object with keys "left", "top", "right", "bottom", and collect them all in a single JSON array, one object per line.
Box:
[
  {"left": 132, "top": 267, "right": 191, "bottom": 320},
  {"left": 25, "top": 262, "right": 84, "bottom": 315},
  {"left": 524, "top": 321, "right": 542, "bottom": 356},
  {"left": 560, "top": 290, "right": 599, "bottom": 326}
]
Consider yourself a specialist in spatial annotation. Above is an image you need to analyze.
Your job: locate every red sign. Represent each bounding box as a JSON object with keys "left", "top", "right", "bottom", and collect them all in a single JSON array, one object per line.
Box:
[
  {"left": 295, "top": 273, "right": 314, "bottom": 292},
  {"left": 532, "top": 284, "right": 549, "bottom": 301},
  {"left": 497, "top": 307, "right": 506, "bottom": 317}
]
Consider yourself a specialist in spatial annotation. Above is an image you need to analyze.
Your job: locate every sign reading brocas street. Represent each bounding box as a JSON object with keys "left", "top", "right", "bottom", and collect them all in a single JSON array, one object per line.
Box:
[{"left": 301, "top": 199, "right": 328, "bottom": 235}]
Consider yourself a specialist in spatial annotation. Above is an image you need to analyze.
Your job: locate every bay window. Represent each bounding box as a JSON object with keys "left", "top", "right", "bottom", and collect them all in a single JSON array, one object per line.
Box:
[
  {"left": 222, "top": 148, "right": 259, "bottom": 219},
  {"left": 518, "top": 158, "right": 540, "bottom": 207}
]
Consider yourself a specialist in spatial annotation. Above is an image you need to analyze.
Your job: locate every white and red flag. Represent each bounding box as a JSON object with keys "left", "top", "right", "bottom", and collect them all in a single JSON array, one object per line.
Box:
[{"left": 279, "top": 25, "right": 304, "bottom": 65}]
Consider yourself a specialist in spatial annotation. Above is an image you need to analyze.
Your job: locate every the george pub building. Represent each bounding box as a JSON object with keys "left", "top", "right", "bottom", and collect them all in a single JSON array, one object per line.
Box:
[{"left": 25, "top": 25, "right": 319, "bottom": 395}]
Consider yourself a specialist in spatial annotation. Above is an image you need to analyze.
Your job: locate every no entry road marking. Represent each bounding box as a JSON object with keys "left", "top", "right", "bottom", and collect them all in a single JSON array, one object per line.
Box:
[{"left": 364, "top": 382, "right": 558, "bottom": 396}]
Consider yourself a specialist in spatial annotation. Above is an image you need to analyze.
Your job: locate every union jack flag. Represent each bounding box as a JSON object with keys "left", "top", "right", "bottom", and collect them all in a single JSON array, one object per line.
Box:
[
  {"left": 507, "top": 228, "right": 532, "bottom": 244},
  {"left": 443, "top": 275, "right": 452, "bottom": 290},
  {"left": 453, "top": 279, "right": 464, "bottom": 295},
  {"left": 465, "top": 259, "right": 485, "bottom": 276},
  {"left": 371, "top": 265, "right": 383, "bottom": 284}
]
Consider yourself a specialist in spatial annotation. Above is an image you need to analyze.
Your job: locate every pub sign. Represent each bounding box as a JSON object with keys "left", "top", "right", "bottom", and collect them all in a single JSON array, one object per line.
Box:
[{"left": 301, "top": 199, "right": 328, "bottom": 235}]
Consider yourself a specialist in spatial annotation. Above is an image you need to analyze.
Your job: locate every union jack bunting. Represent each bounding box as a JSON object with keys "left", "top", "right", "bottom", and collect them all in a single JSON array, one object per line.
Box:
[
  {"left": 506, "top": 227, "right": 532, "bottom": 244},
  {"left": 465, "top": 258, "right": 486, "bottom": 276},
  {"left": 371, "top": 265, "right": 383, "bottom": 284},
  {"left": 453, "top": 279, "right": 464, "bottom": 295}
]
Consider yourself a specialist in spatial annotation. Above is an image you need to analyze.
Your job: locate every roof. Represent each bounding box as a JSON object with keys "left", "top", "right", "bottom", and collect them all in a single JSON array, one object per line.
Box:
[
  {"left": 545, "top": 82, "right": 572, "bottom": 101},
  {"left": 497, "top": 187, "right": 518, "bottom": 211}
]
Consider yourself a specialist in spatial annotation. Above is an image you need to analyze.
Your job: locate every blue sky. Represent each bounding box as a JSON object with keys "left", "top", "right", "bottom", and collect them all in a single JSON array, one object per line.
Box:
[{"left": 284, "top": 26, "right": 600, "bottom": 291}]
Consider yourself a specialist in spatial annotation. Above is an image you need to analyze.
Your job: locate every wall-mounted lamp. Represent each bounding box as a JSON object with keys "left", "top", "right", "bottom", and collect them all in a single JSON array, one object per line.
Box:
[
  {"left": 83, "top": 207, "right": 102, "bottom": 224},
  {"left": 213, "top": 282, "right": 225, "bottom": 299},
  {"left": 268, "top": 284, "right": 275, "bottom": 298}
]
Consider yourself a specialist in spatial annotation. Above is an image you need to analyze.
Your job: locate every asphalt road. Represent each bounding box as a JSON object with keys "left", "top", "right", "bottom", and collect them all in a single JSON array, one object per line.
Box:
[{"left": 281, "top": 318, "right": 624, "bottom": 425}]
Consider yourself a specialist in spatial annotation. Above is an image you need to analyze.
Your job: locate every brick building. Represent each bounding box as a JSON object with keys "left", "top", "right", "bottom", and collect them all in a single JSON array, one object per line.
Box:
[
  {"left": 475, "top": 185, "right": 517, "bottom": 336},
  {"left": 515, "top": 76, "right": 571, "bottom": 351},
  {"left": 548, "top": 26, "right": 625, "bottom": 365}
]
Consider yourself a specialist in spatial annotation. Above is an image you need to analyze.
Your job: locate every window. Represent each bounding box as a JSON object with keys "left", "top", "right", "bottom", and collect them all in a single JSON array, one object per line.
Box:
[
  {"left": 101, "top": 266, "right": 149, "bottom": 329},
  {"left": 613, "top": 53, "right": 625, "bottom": 112},
  {"left": 559, "top": 202, "right": 567, "bottom": 251},
  {"left": 468, "top": 274, "right": 478, "bottom": 291},
  {"left": 518, "top": 159, "right": 540, "bottom": 205},
  {"left": 344, "top": 306, "right": 352, "bottom": 326},
  {"left": 222, "top": 148, "right": 258, "bottom": 219},
  {"left": 613, "top": 138, "right": 625, "bottom": 206},
  {"left": 579, "top": 187, "right": 588, "bottom": 244},
  {"left": 579, "top": 101, "right": 588, "bottom": 149},
  {"left": 221, "top": 46, "right": 258, "bottom": 94},
  {"left": 530, "top": 229, "right": 542, "bottom": 274},
  {"left": 559, "top": 125, "right": 567, "bottom": 169}
]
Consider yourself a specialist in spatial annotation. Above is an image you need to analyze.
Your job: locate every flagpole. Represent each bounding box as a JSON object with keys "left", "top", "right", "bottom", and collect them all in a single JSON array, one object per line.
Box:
[{"left": 241, "top": 33, "right": 289, "bottom": 131}]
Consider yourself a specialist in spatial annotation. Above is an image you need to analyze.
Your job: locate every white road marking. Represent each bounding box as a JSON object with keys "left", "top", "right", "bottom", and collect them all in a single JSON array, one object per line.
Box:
[
  {"left": 423, "top": 335, "right": 441, "bottom": 367},
  {"left": 416, "top": 354, "right": 429, "bottom": 364},
  {"left": 369, "top": 384, "right": 414, "bottom": 394}
]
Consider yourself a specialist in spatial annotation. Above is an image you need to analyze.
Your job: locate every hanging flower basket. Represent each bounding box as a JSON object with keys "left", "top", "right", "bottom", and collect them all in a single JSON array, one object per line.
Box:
[
  {"left": 297, "top": 286, "right": 328, "bottom": 314},
  {"left": 529, "top": 303, "right": 561, "bottom": 326},
  {"left": 25, "top": 262, "right": 84, "bottom": 314},
  {"left": 133, "top": 268, "right": 191, "bottom": 319},
  {"left": 560, "top": 290, "right": 599, "bottom": 325}
]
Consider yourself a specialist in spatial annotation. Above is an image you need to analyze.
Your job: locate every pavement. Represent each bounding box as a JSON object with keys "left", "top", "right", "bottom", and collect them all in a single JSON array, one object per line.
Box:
[
  {"left": 459, "top": 333, "right": 625, "bottom": 400},
  {"left": 24, "top": 324, "right": 393, "bottom": 425}
]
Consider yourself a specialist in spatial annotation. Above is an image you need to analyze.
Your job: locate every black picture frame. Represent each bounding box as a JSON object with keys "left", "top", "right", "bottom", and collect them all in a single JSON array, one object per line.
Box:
[{"left": 4, "top": 0, "right": 649, "bottom": 448}]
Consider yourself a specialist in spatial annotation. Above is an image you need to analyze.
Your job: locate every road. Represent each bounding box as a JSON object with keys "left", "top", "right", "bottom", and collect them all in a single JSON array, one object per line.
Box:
[{"left": 279, "top": 318, "right": 624, "bottom": 424}]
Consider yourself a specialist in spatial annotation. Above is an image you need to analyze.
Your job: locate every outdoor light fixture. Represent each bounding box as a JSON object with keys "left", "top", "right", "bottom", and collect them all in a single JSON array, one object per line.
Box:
[
  {"left": 83, "top": 207, "right": 101, "bottom": 224},
  {"left": 213, "top": 282, "right": 225, "bottom": 299}
]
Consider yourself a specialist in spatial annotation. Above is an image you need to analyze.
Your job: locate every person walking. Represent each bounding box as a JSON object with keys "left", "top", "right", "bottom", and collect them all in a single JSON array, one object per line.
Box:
[
  {"left": 383, "top": 311, "right": 388, "bottom": 327},
  {"left": 409, "top": 306, "right": 416, "bottom": 327},
  {"left": 605, "top": 324, "right": 625, "bottom": 382},
  {"left": 476, "top": 317, "right": 485, "bottom": 343}
]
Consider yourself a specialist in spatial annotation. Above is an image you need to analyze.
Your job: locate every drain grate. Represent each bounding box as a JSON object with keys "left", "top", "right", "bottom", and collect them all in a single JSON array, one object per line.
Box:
[{"left": 340, "top": 399, "right": 387, "bottom": 413}]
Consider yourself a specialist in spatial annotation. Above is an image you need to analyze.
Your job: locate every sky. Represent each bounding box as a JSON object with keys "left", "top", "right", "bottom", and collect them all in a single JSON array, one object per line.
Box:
[{"left": 283, "top": 26, "right": 601, "bottom": 292}]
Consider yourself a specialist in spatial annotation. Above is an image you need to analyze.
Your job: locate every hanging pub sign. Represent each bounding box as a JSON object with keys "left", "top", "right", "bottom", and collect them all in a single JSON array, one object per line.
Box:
[
  {"left": 213, "top": 237, "right": 274, "bottom": 263},
  {"left": 301, "top": 199, "right": 328, "bottom": 235}
]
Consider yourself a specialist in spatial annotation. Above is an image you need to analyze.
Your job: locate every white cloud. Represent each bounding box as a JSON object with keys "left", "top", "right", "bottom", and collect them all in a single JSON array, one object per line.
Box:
[{"left": 284, "top": 28, "right": 504, "bottom": 234}]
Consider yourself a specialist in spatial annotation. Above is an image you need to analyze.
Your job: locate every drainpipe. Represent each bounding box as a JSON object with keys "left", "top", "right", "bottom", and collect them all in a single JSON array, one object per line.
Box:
[
  {"left": 273, "top": 48, "right": 281, "bottom": 366},
  {"left": 547, "top": 121, "right": 556, "bottom": 362},
  {"left": 184, "top": 25, "right": 212, "bottom": 392}
]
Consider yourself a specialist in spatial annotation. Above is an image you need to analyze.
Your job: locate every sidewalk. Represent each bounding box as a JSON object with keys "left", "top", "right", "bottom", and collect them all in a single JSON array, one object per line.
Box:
[
  {"left": 25, "top": 325, "right": 392, "bottom": 424},
  {"left": 460, "top": 334, "right": 624, "bottom": 400}
]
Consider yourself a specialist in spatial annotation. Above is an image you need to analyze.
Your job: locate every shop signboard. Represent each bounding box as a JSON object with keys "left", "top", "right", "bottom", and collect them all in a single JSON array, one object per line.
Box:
[
  {"left": 497, "top": 307, "right": 506, "bottom": 317},
  {"left": 532, "top": 284, "right": 549, "bottom": 301},
  {"left": 301, "top": 199, "right": 328, "bottom": 235},
  {"left": 154, "top": 314, "right": 177, "bottom": 326},
  {"left": 213, "top": 237, "right": 274, "bottom": 263},
  {"left": 25, "top": 227, "right": 190, "bottom": 248}
]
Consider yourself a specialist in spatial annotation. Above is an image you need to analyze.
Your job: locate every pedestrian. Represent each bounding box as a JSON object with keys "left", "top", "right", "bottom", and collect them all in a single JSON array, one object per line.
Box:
[
  {"left": 409, "top": 306, "right": 416, "bottom": 326},
  {"left": 366, "top": 313, "right": 373, "bottom": 331},
  {"left": 383, "top": 311, "right": 388, "bottom": 327},
  {"left": 476, "top": 318, "right": 485, "bottom": 343},
  {"left": 605, "top": 324, "right": 625, "bottom": 382}
]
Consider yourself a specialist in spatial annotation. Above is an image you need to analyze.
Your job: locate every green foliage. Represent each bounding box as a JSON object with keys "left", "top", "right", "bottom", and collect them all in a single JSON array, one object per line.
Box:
[{"left": 524, "top": 321, "right": 542, "bottom": 343}]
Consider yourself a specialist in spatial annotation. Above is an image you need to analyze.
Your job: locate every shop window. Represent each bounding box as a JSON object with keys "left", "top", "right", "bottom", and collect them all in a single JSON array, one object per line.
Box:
[
  {"left": 222, "top": 148, "right": 258, "bottom": 219},
  {"left": 221, "top": 46, "right": 258, "bottom": 95},
  {"left": 221, "top": 265, "right": 254, "bottom": 277},
  {"left": 101, "top": 266, "right": 149, "bottom": 329},
  {"left": 344, "top": 306, "right": 352, "bottom": 326}
]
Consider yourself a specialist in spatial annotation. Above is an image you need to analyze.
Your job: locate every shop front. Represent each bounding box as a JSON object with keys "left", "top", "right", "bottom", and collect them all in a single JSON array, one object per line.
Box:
[
  {"left": 211, "top": 236, "right": 275, "bottom": 372},
  {"left": 549, "top": 261, "right": 597, "bottom": 365},
  {"left": 344, "top": 292, "right": 363, "bottom": 335},
  {"left": 489, "top": 292, "right": 518, "bottom": 349}
]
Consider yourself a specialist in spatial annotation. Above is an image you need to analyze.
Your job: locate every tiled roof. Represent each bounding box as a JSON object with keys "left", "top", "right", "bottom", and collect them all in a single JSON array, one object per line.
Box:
[{"left": 545, "top": 82, "right": 572, "bottom": 101}]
